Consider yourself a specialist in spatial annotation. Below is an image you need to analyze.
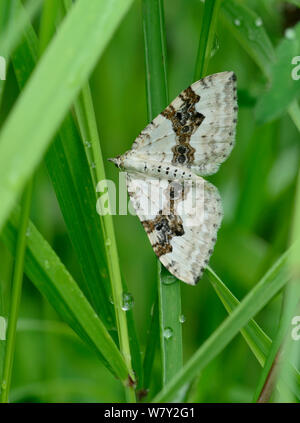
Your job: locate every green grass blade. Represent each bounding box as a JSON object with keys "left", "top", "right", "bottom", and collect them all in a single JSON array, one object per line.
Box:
[
  {"left": 142, "top": 0, "right": 183, "bottom": 387},
  {"left": 221, "top": 0, "right": 276, "bottom": 77},
  {"left": 194, "top": 0, "right": 222, "bottom": 80},
  {"left": 207, "top": 267, "right": 300, "bottom": 401},
  {"left": 0, "top": 181, "right": 33, "bottom": 403},
  {"left": 207, "top": 267, "right": 271, "bottom": 366},
  {"left": 256, "top": 23, "right": 300, "bottom": 124},
  {"left": 0, "top": 0, "right": 43, "bottom": 57},
  {"left": 0, "top": 210, "right": 129, "bottom": 383},
  {"left": 11, "top": 18, "right": 115, "bottom": 329},
  {"left": 142, "top": 298, "right": 159, "bottom": 397},
  {"left": 221, "top": 0, "right": 300, "bottom": 133},
  {"left": 0, "top": 0, "right": 133, "bottom": 232},
  {"left": 72, "top": 80, "right": 136, "bottom": 403},
  {"left": 153, "top": 249, "right": 291, "bottom": 402}
]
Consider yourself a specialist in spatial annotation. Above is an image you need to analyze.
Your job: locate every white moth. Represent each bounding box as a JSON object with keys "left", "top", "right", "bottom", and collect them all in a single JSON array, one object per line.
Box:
[{"left": 109, "top": 72, "right": 238, "bottom": 285}]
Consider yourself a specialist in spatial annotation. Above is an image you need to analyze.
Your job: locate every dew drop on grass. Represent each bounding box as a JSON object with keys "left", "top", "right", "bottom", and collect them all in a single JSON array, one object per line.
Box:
[
  {"left": 285, "top": 28, "right": 296, "bottom": 40},
  {"left": 163, "top": 327, "right": 173, "bottom": 339},
  {"left": 179, "top": 314, "right": 186, "bottom": 323},
  {"left": 234, "top": 18, "right": 241, "bottom": 27},
  {"left": 162, "top": 274, "right": 177, "bottom": 285},
  {"left": 255, "top": 17, "right": 263, "bottom": 27},
  {"left": 91, "top": 162, "right": 96, "bottom": 169},
  {"left": 26, "top": 227, "right": 31, "bottom": 237},
  {"left": 109, "top": 295, "right": 114, "bottom": 305},
  {"left": 85, "top": 141, "right": 91, "bottom": 148},
  {"left": 122, "top": 292, "right": 134, "bottom": 311},
  {"left": 105, "top": 238, "right": 111, "bottom": 247},
  {"left": 44, "top": 260, "right": 50, "bottom": 270}
]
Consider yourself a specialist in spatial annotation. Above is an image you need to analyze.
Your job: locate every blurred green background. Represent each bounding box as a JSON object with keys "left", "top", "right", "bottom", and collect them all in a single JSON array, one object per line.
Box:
[{"left": 0, "top": 0, "right": 299, "bottom": 402}]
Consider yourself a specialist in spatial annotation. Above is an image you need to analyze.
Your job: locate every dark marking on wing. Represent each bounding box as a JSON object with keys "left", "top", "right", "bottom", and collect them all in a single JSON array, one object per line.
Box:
[
  {"left": 141, "top": 182, "right": 188, "bottom": 258},
  {"left": 161, "top": 86, "right": 205, "bottom": 166}
]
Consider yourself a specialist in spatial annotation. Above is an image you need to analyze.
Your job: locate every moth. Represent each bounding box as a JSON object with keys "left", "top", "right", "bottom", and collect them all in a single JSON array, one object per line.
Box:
[{"left": 109, "top": 72, "right": 238, "bottom": 285}]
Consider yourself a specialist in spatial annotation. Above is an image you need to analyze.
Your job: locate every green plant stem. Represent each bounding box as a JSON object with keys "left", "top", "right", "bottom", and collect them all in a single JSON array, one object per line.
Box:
[
  {"left": 0, "top": 180, "right": 33, "bottom": 403},
  {"left": 142, "top": 0, "right": 183, "bottom": 387},
  {"left": 153, "top": 249, "right": 291, "bottom": 402},
  {"left": 74, "top": 85, "right": 136, "bottom": 402},
  {"left": 194, "top": 0, "right": 222, "bottom": 80},
  {"left": 61, "top": 0, "right": 135, "bottom": 402}
]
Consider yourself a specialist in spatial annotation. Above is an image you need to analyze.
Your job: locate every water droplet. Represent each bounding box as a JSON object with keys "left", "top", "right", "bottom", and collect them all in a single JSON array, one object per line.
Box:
[
  {"left": 179, "top": 314, "right": 186, "bottom": 323},
  {"left": 210, "top": 36, "right": 219, "bottom": 58},
  {"left": 122, "top": 292, "right": 134, "bottom": 311},
  {"left": 85, "top": 141, "right": 91, "bottom": 148},
  {"left": 26, "top": 227, "right": 31, "bottom": 237},
  {"left": 255, "top": 17, "right": 263, "bottom": 27},
  {"left": 163, "top": 327, "right": 173, "bottom": 339},
  {"left": 109, "top": 295, "right": 114, "bottom": 305},
  {"left": 234, "top": 18, "right": 241, "bottom": 27},
  {"left": 162, "top": 274, "right": 177, "bottom": 285},
  {"left": 105, "top": 238, "right": 111, "bottom": 247},
  {"left": 285, "top": 28, "right": 296, "bottom": 40},
  {"left": 44, "top": 260, "right": 50, "bottom": 269},
  {"left": 91, "top": 162, "right": 96, "bottom": 169}
]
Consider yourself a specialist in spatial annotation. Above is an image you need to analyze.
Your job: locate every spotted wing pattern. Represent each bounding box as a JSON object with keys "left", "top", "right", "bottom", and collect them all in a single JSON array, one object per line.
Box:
[
  {"left": 126, "top": 173, "right": 223, "bottom": 285},
  {"left": 132, "top": 71, "right": 238, "bottom": 176}
]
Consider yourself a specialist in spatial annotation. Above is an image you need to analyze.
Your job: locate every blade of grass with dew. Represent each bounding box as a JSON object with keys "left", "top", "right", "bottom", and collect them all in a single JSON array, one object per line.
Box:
[
  {"left": 0, "top": 208, "right": 130, "bottom": 383},
  {"left": 0, "top": 0, "right": 134, "bottom": 232},
  {"left": 194, "top": 0, "right": 222, "bottom": 80},
  {"left": 14, "top": 2, "right": 141, "bottom": 389},
  {"left": 142, "top": 0, "right": 183, "bottom": 387},
  {"left": 153, "top": 249, "right": 291, "bottom": 402},
  {"left": 273, "top": 171, "right": 300, "bottom": 402},
  {"left": 221, "top": 0, "right": 299, "bottom": 131},
  {"left": 0, "top": 181, "right": 33, "bottom": 403},
  {"left": 255, "top": 23, "right": 300, "bottom": 124},
  {"left": 72, "top": 78, "right": 137, "bottom": 403},
  {"left": 62, "top": 0, "right": 139, "bottom": 398},
  {"left": 206, "top": 267, "right": 300, "bottom": 400},
  {"left": 11, "top": 14, "right": 115, "bottom": 329},
  {"left": 221, "top": 0, "right": 276, "bottom": 79},
  {"left": 206, "top": 267, "right": 271, "bottom": 366}
]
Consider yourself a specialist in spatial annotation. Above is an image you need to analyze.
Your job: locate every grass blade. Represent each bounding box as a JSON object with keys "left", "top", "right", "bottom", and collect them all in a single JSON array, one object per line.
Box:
[
  {"left": 73, "top": 77, "right": 136, "bottom": 403},
  {"left": 11, "top": 16, "right": 115, "bottom": 329},
  {"left": 1, "top": 210, "right": 129, "bottom": 383},
  {"left": 194, "top": 0, "right": 222, "bottom": 80},
  {"left": 0, "top": 0, "right": 133, "bottom": 232},
  {"left": 153, "top": 249, "right": 291, "bottom": 402},
  {"left": 207, "top": 267, "right": 271, "bottom": 366},
  {"left": 221, "top": 0, "right": 276, "bottom": 78},
  {"left": 0, "top": 181, "right": 33, "bottom": 403},
  {"left": 142, "top": 0, "right": 183, "bottom": 387}
]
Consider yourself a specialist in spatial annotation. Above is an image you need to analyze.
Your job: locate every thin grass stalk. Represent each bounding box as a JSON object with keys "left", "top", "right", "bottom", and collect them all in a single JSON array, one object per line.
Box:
[
  {"left": 60, "top": 1, "right": 136, "bottom": 401},
  {"left": 0, "top": 180, "right": 33, "bottom": 403},
  {"left": 194, "top": 0, "right": 222, "bottom": 80},
  {"left": 153, "top": 249, "right": 291, "bottom": 402},
  {"left": 142, "top": 0, "right": 183, "bottom": 387},
  {"left": 73, "top": 85, "right": 136, "bottom": 402}
]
